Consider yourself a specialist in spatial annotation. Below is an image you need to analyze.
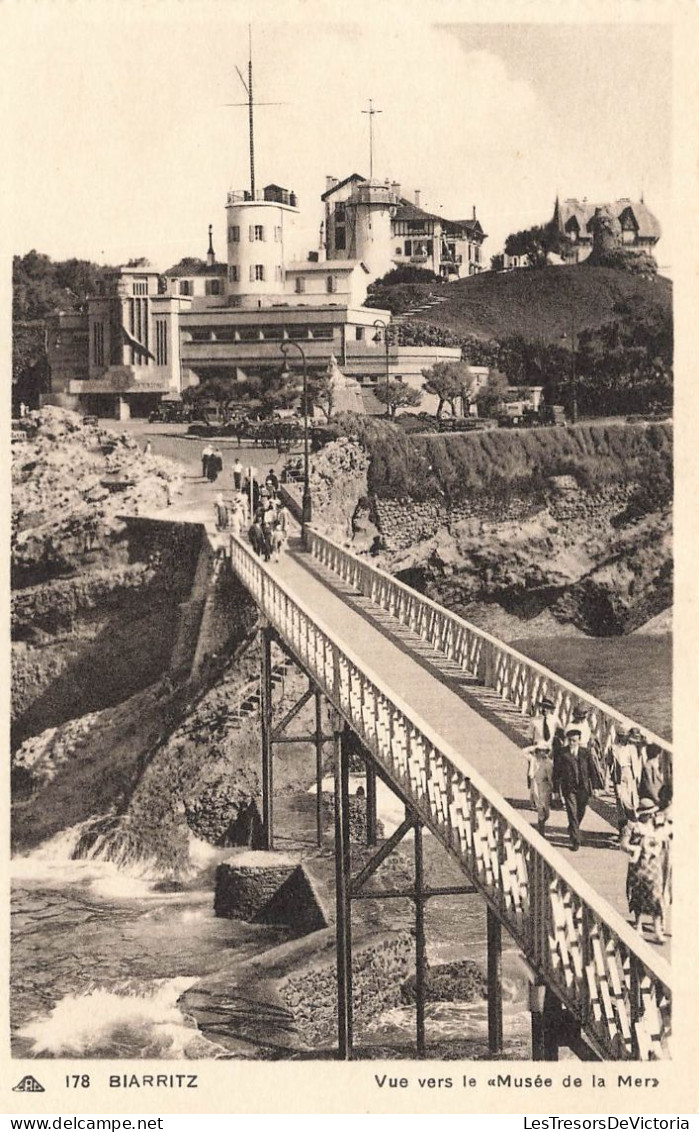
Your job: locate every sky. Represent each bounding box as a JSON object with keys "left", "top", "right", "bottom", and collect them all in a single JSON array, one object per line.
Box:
[{"left": 5, "top": 5, "right": 674, "bottom": 271}]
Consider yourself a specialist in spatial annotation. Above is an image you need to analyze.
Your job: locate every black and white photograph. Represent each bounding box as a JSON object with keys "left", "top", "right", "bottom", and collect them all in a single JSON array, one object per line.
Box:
[{"left": 4, "top": 0, "right": 695, "bottom": 1114}]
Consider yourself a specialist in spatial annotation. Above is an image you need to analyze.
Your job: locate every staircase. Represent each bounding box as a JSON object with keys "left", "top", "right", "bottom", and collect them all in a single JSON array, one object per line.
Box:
[{"left": 226, "top": 657, "right": 295, "bottom": 731}]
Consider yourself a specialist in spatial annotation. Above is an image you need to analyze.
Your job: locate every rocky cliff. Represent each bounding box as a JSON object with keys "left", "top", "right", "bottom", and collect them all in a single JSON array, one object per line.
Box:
[
  {"left": 11, "top": 409, "right": 193, "bottom": 746},
  {"left": 309, "top": 424, "right": 673, "bottom": 639}
]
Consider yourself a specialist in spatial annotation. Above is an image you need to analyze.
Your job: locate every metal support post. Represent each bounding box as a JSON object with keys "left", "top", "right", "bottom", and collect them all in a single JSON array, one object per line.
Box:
[
  {"left": 530, "top": 978, "right": 561, "bottom": 1060},
  {"left": 530, "top": 978, "right": 546, "bottom": 1060},
  {"left": 487, "top": 906, "right": 503, "bottom": 1055},
  {"left": 414, "top": 817, "right": 427, "bottom": 1059},
  {"left": 315, "top": 690, "right": 324, "bottom": 847},
  {"left": 260, "top": 626, "right": 274, "bottom": 850},
  {"left": 365, "top": 759, "right": 377, "bottom": 847},
  {"left": 334, "top": 722, "right": 353, "bottom": 1058}
]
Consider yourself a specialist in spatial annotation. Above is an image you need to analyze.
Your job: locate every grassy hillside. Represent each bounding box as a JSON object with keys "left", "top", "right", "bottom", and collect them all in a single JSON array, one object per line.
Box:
[
  {"left": 369, "top": 264, "right": 672, "bottom": 343},
  {"left": 347, "top": 417, "right": 672, "bottom": 504}
]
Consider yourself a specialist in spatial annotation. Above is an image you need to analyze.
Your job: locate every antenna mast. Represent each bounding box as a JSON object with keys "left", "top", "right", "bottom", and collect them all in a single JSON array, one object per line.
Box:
[
  {"left": 247, "top": 26, "right": 254, "bottom": 198},
  {"left": 361, "top": 99, "right": 382, "bottom": 180},
  {"left": 227, "top": 28, "right": 286, "bottom": 198}
]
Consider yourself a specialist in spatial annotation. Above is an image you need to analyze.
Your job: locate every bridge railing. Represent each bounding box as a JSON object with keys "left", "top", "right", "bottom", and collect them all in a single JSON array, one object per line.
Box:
[
  {"left": 229, "top": 533, "right": 671, "bottom": 1061},
  {"left": 304, "top": 529, "right": 672, "bottom": 774}
]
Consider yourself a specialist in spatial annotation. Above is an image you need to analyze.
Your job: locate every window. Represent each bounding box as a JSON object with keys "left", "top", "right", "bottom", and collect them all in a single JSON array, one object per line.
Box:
[
  {"left": 228, "top": 265, "right": 239, "bottom": 283},
  {"left": 395, "top": 247, "right": 402, "bottom": 256},
  {"left": 274, "top": 226, "right": 282, "bottom": 242},
  {"left": 326, "top": 275, "right": 337, "bottom": 294},
  {"left": 92, "top": 321, "right": 104, "bottom": 366},
  {"left": 335, "top": 226, "right": 346, "bottom": 251},
  {"left": 205, "top": 279, "right": 222, "bottom": 296},
  {"left": 180, "top": 280, "right": 192, "bottom": 296},
  {"left": 355, "top": 327, "right": 364, "bottom": 341},
  {"left": 228, "top": 225, "right": 240, "bottom": 243},
  {"left": 275, "top": 265, "right": 283, "bottom": 282},
  {"left": 250, "top": 264, "right": 265, "bottom": 282},
  {"left": 295, "top": 276, "right": 306, "bottom": 294},
  {"left": 155, "top": 320, "right": 168, "bottom": 366},
  {"left": 133, "top": 281, "right": 148, "bottom": 295},
  {"left": 250, "top": 224, "right": 265, "bottom": 241}
]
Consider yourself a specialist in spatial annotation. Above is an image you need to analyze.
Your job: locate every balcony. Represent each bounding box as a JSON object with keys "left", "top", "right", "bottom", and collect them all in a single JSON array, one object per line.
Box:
[{"left": 227, "top": 187, "right": 298, "bottom": 207}]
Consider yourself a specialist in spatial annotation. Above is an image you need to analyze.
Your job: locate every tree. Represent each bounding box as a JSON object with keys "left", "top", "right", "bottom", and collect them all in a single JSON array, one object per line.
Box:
[
  {"left": 504, "top": 222, "right": 562, "bottom": 268},
  {"left": 421, "top": 361, "right": 475, "bottom": 418},
  {"left": 373, "top": 380, "right": 422, "bottom": 419},
  {"left": 490, "top": 253, "right": 505, "bottom": 272},
  {"left": 475, "top": 369, "right": 509, "bottom": 418},
  {"left": 368, "top": 265, "right": 441, "bottom": 289},
  {"left": 307, "top": 370, "right": 335, "bottom": 422},
  {"left": 182, "top": 377, "right": 251, "bottom": 419}
]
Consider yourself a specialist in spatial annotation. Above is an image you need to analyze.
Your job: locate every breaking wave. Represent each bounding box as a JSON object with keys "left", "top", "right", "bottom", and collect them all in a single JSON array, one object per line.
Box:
[{"left": 17, "top": 978, "right": 225, "bottom": 1059}]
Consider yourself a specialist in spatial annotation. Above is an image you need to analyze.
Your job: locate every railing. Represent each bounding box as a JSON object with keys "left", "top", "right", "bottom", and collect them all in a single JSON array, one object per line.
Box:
[
  {"left": 305, "top": 529, "right": 673, "bottom": 771},
  {"left": 229, "top": 533, "right": 671, "bottom": 1060}
]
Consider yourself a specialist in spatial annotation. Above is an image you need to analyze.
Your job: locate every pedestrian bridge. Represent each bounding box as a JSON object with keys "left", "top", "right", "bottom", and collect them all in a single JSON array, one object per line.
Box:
[{"left": 226, "top": 526, "right": 672, "bottom": 1062}]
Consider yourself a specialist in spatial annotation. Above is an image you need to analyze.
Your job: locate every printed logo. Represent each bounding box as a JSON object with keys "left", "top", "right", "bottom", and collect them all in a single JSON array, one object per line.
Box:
[{"left": 12, "top": 1075, "right": 45, "bottom": 1093}]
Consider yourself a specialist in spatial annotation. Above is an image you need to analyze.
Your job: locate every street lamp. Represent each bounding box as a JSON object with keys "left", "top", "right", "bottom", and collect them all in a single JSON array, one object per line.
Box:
[
  {"left": 560, "top": 314, "right": 579, "bottom": 424},
  {"left": 372, "top": 318, "right": 391, "bottom": 419},
  {"left": 279, "top": 339, "right": 312, "bottom": 534}
]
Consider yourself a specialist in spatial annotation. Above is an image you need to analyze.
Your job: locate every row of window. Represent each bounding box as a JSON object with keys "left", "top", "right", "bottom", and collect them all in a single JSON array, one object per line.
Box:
[
  {"left": 227, "top": 265, "right": 284, "bottom": 284},
  {"left": 187, "top": 325, "right": 336, "bottom": 343},
  {"left": 92, "top": 321, "right": 104, "bottom": 366},
  {"left": 155, "top": 320, "right": 168, "bottom": 366},
  {"left": 294, "top": 276, "right": 338, "bottom": 294},
  {"left": 227, "top": 225, "right": 283, "bottom": 244},
  {"left": 129, "top": 298, "right": 149, "bottom": 365},
  {"left": 178, "top": 279, "right": 223, "bottom": 296}
]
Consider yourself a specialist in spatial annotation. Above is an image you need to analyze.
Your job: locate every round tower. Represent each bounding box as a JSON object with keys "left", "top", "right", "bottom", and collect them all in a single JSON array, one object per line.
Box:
[
  {"left": 346, "top": 181, "right": 395, "bottom": 284},
  {"left": 225, "top": 185, "right": 299, "bottom": 307}
]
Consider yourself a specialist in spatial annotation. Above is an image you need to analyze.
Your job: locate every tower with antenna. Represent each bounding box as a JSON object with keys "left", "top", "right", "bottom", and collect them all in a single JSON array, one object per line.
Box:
[
  {"left": 224, "top": 27, "right": 298, "bottom": 307},
  {"left": 323, "top": 100, "right": 397, "bottom": 281}
]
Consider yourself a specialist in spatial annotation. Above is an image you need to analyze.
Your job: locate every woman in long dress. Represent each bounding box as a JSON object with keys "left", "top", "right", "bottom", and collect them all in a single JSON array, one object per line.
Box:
[{"left": 622, "top": 797, "right": 671, "bottom": 943}]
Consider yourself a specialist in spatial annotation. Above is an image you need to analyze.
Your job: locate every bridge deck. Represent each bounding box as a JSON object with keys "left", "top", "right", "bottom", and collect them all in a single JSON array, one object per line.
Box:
[{"left": 271, "top": 539, "right": 670, "bottom": 961}]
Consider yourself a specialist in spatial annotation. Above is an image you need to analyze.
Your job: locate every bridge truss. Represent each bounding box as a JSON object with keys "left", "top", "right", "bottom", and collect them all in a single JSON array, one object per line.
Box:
[{"left": 229, "top": 532, "right": 671, "bottom": 1062}]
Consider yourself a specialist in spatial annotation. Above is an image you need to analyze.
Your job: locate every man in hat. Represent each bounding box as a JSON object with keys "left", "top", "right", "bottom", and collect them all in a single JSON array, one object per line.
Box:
[
  {"left": 568, "top": 705, "right": 606, "bottom": 794},
  {"left": 553, "top": 728, "right": 596, "bottom": 851},
  {"left": 529, "top": 697, "right": 561, "bottom": 753}
]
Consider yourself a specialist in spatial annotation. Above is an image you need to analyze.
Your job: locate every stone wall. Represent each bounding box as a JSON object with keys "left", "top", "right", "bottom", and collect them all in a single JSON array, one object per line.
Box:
[
  {"left": 214, "top": 857, "right": 329, "bottom": 937},
  {"left": 375, "top": 483, "right": 632, "bottom": 551},
  {"left": 279, "top": 931, "right": 413, "bottom": 1046},
  {"left": 214, "top": 856, "right": 297, "bottom": 921}
]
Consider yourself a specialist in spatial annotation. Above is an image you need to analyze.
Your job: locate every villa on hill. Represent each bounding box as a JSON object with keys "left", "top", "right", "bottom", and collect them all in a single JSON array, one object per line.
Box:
[{"left": 552, "top": 197, "right": 661, "bottom": 263}]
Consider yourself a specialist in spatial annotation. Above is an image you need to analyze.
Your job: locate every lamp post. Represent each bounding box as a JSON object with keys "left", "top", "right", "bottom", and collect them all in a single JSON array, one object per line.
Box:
[
  {"left": 280, "top": 339, "right": 312, "bottom": 534},
  {"left": 372, "top": 318, "right": 391, "bottom": 419},
  {"left": 560, "top": 314, "right": 579, "bottom": 424}
]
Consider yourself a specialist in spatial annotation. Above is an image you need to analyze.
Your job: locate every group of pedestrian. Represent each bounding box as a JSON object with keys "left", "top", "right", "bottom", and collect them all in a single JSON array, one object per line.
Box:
[
  {"left": 247, "top": 468, "right": 289, "bottom": 563},
  {"left": 202, "top": 444, "right": 224, "bottom": 482},
  {"left": 524, "top": 698, "right": 604, "bottom": 850},
  {"left": 523, "top": 697, "right": 672, "bottom": 943}
]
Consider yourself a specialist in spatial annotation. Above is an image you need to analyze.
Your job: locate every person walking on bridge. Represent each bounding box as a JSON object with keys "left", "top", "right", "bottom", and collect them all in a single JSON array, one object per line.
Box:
[
  {"left": 553, "top": 728, "right": 595, "bottom": 851},
  {"left": 622, "top": 797, "right": 671, "bottom": 943},
  {"left": 524, "top": 697, "right": 561, "bottom": 837}
]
